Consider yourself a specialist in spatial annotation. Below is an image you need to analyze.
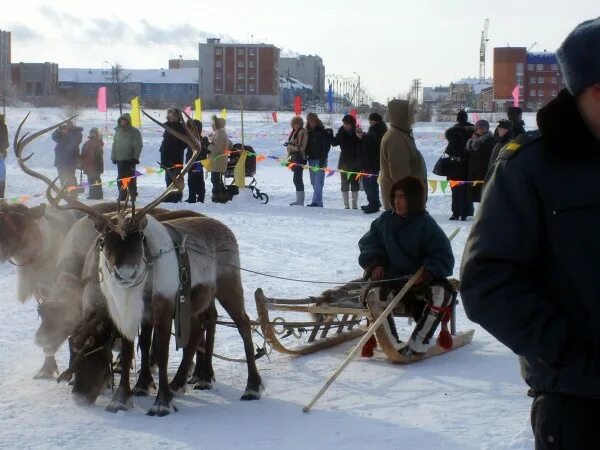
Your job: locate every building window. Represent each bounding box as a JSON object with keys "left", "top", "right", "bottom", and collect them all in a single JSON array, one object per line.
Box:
[
  {"left": 215, "top": 48, "right": 222, "bottom": 55},
  {"left": 530, "top": 77, "right": 536, "bottom": 84},
  {"left": 249, "top": 61, "right": 255, "bottom": 68},
  {"left": 237, "top": 48, "right": 244, "bottom": 55},
  {"left": 551, "top": 64, "right": 558, "bottom": 71},
  {"left": 249, "top": 49, "right": 256, "bottom": 56},
  {"left": 538, "top": 76, "right": 544, "bottom": 84},
  {"left": 538, "top": 90, "right": 544, "bottom": 97},
  {"left": 527, "top": 64, "right": 534, "bottom": 71},
  {"left": 527, "top": 102, "right": 534, "bottom": 109},
  {"left": 516, "top": 63, "right": 524, "bottom": 75},
  {"left": 552, "top": 90, "right": 557, "bottom": 97},
  {"left": 552, "top": 76, "right": 558, "bottom": 84},
  {"left": 216, "top": 61, "right": 222, "bottom": 68},
  {"left": 237, "top": 61, "right": 244, "bottom": 68},
  {"left": 249, "top": 84, "right": 255, "bottom": 92},
  {"left": 216, "top": 72, "right": 221, "bottom": 79},
  {"left": 536, "top": 64, "right": 544, "bottom": 71},
  {"left": 215, "top": 87, "right": 222, "bottom": 92},
  {"left": 238, "top": 73, "right": 244, "bottom": 80},
  {"left": 145, "top": 85, "right": 151, "bottom": 92},
  {"left": 238, "top": 85, "right": 244, "bottom": 92},
  {"left": 530, "top": 90, "right": 536, "bottom": 97},
  {"left": 249, "top": 75, "right": 255, "bottom": 80}
]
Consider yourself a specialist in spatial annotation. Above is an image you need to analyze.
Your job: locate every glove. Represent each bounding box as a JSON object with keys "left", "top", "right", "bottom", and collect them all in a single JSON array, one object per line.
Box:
[
  {"left": 283, "top": 142, "right": 288, "bottom": 147},
  {"left": 415, "top": 270, "right": 434, "bottom": 286},
  {"left": 112, "top": 159, "right": 116, "bottom": 165},
  {"left": 132, "top": 159, "right": 139, "bottom": 165},
  {"left": 319, "top": 158, "right": 327, "bottom": 168},
  {"left": 370, "top": 266, "right": 385, "bottom": 281}
]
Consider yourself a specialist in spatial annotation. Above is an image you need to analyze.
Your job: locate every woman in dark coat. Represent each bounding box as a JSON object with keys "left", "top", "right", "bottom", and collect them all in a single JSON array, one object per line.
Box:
[
  {"left": 332, "top": 115, "right": 361, "bottom": 209},
  {"left": 466, "top": 120, "right": 495, "bottom": 203},
  {"left": 185, "top": 119, "right": 210, "bottom": 203},
  {"left": 80, "top": 127, "right": 104, "bottom": 199},
  {"left": 444, "top": 111, "right": 474, "bottom": 220},
  {"left": 305, "top": 113, "right": 332, "bottom": 207},
  {"left": 159, "top": 108, "right": 187, "bottom": 202}
]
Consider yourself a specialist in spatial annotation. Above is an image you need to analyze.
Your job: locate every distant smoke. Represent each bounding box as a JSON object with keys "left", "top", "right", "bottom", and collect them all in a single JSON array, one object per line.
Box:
[{"left": 280, "top": 48, "right": 300, "bottom": 58}]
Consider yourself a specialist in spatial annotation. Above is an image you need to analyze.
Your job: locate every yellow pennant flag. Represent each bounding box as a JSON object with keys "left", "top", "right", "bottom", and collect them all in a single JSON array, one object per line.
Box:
[
  {"left": 130, "top": 97, "right": 142, "bottom": 128},
  {"left": 233, "top": 150, "right": 247, "bottom": 188},
  {"left": 194, "top": 98, "right": 202, "bottom": 120},
  {"left": 200, "top": 159, "right": 212, "bottom": 171},
  {"left": 220, "top": 108, "right": 227, "bottom": 119}
]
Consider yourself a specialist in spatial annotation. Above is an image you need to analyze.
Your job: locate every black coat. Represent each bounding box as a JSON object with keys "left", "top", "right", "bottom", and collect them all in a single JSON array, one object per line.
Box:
[
  {"left": 461, "top": 89, "right": 600, "bottom": 399},
  {"left": 159, "top": 121, "right": 188, "bottom": 167},
  {"left": 444, "top": 123, "right": 474, "bottom": 179},
  {"left": 489, "top": 132, "right": 513, "bottom": 170},
  {"left": 358, "top": 121, "right": 387, "bottom": 173},
  {"left": 332, "top": 126, "right": 360, "bottom": 171},
  {"left": 466, "top": 131, "right": 494, "bottom": 202},
  {"left": 305, "top": 125, "right": 332, "bottom": 167}
]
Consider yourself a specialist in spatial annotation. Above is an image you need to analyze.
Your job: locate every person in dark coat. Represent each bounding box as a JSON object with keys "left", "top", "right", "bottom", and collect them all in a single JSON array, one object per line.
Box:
[
  {"left": 80, "top": 127, "right": 104, "bottom": 200},
  {"left": 159, "top": 108, "right": 188, "bottom": 203},
  {"left": 461, "top": 17, "right": 600, "bottom": 449},
  {"left": 52, "top": 120, "right": 83, "bottom": 199},
  {"left": 285, "top": 116, "right": 308, "bottom": 206},
  {"left": 444, "top": 111, "right": 474, "bottom": 220},
  {"left": 0, "top": 114, "right": 8, "bottom": 199},
  {"left": 466, "top": 119, "right": 494, "bottom": 203},
  {"left": 489, "top": 120, "right": 513, "bottom": 169},
  {"left": 305, "top": 113, "right": 332, "bottom": 207},
  {"left": 332, "top": 115, "right": 361, "bottom": 209},
  {"left": 184, "top": 119, "right": 209, "bottom": 203},
  {"left": 358, "top": 176, "right": 455, "bottom": 355},
  {"left": 507, "top": 106, "right": 526, "bottom": 137},
  {"left": 357, "top": 112, "right": 388, "bottom": 214}
]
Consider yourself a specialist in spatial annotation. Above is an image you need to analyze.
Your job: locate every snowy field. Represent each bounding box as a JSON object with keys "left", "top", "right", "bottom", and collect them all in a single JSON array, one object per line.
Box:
[{"left": 0, "top": 108, "right": 538, "bottom": 449}]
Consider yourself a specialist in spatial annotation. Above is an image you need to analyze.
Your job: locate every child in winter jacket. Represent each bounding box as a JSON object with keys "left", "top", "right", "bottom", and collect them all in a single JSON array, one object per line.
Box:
[{"left": 80, "top": 128, "right": 104, "bottom": 199}]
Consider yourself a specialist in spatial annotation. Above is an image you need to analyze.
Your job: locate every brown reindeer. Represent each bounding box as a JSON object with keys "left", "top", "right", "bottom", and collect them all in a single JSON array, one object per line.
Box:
[{"left": 21, "top": 112, "right": 262, "bottom": 416}]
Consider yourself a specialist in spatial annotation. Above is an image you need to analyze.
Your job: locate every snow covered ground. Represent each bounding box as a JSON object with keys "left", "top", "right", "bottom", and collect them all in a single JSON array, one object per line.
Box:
[{"left": 0, "top": 109, "right": 538, "bottom": 449}]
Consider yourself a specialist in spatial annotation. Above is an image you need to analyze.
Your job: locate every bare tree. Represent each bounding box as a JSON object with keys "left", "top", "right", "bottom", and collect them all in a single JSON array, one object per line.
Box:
[{"left": 105, "top": 63, "right": 132, "bottom": 115}]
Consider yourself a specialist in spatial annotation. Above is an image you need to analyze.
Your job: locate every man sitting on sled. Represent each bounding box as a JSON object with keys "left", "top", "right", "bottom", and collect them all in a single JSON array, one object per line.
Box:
[{"left": 358, "top": 176, "right": 455, "bottom": 356}]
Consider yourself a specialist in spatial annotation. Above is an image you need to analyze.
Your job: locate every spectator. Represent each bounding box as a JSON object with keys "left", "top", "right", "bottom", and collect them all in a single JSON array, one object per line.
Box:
[
  {"left": 111, "top": 113, "right": 142, "bottom": 202},
  {"left": 185, "top": 119, "right": 210, "bottom": 203},
  {"left": 444, "top": 111, "right": 474, "bottom": 220},
  {"left": 159, "top": 108, "right": 188, "bottom": 203},
  {"left": 332, "top": 115, "right": 361, "bottom": 209},
  {"left": 357, "top": 112, "right": 388, "bottom": 214},
  {"left": 489, "top": 120, "right": 513, "bottom": 169},
  {"left": 466, "top": 119, "right": 494, "bottom": 203},
  {"left": 0, "top": 114, "right": 8, "bottom": 199},
  {"left": 286, "top": 116, "right": 308, "bottom": 206},
  {"left": 80, "top": 127, "right": 104, "bottom": 200},
  {"left": 461, "top": 17, "right": 600, "bottom": 448},
  {"left": 379, "top": 99, "right": 426, "bottom": 210},
  {"left": 305, "top": 112, "right": 332, "bottom": 207},
  {"left": 207, "top": 115, "right": 232, "bottom": 203},
  {"left": 52, "top": 120, "right": 83, "bottom": 198},
  {"left": 507, "top": 106, "right": 526, "bottom": 137}
]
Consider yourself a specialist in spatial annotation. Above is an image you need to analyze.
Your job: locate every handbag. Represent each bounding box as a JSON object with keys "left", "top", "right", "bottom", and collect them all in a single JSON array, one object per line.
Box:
[{"left": 432, "top": 152, "right": 449, "bottom": 177}]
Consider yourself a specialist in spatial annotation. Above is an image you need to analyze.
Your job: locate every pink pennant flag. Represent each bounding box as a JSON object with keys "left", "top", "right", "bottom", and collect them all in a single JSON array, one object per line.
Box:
[
  {"left": 471, "top": 112, "right": 480, "bottom": 123},
  {"left": 272, "top": 111, "right": 278, "bottom": 123},
  {"left": 184, "top": 106, "right": 192, "bottom": 117},
  {"left": 512, "top": 85, "right": 520, "bottom": 107},
  {"left": 97, "top": 87, "right": 107, "bottom": 113}
]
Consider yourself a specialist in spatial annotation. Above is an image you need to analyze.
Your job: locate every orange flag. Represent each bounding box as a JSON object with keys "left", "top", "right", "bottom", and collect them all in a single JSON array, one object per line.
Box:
[{"left": 121, "top": 177, "right": 132, "bottom": 190}]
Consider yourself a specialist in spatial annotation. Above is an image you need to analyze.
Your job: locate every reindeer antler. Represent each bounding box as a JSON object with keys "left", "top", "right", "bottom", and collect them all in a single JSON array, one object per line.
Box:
[{"left": 133, "top": 110, "right": 202, "bottom": 222}]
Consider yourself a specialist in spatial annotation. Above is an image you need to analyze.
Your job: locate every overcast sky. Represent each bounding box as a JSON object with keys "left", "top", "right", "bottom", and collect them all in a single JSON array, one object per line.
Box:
[{"left": 1, "top": 1, "right": 597, "bottom": 101}]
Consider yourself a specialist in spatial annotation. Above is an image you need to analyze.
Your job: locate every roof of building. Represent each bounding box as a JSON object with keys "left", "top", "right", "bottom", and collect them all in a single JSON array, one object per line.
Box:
[
  {"left": 59, "top": 68, "right": 198, "bottom": 84},
  {"left": 527, "top": 52, "right": 558, "bottom": 64},
  {"left": 452, "top": 77, "right": 493, "bottom": 95}
]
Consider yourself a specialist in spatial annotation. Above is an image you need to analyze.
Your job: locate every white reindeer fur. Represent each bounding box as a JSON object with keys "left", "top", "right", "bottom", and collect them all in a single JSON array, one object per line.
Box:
[{"left": 99, "top": 216, "right": 179, "bottom": 341}]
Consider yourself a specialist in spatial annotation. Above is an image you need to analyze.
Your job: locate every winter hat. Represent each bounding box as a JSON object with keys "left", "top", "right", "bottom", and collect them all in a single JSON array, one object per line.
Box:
[
  {"left": 389, "top": 176, "right": 426, "bottom": 215},
  {"left": 497, "top": 119, "right": 513, "bottom": 131},
  {"left": 342, "top": 114, "right": 356, "bottom": 126},
  {"left": 507, "top": 107, "right": 522, "bottom": 122},
  {"left": 557, "top": 17, "right": 600, "bottom": 95},
  {"left": 88, "top": 127, "right": 100, "bottom": 137},
  {"left": 456, "top": 110, "right": 468, "bottom": 125},
  {"left": 475, "top": 119, "right": 490, "bottom": 130},
  {"left": 368, "top": 112, "right": 383, "bottom": 122}
]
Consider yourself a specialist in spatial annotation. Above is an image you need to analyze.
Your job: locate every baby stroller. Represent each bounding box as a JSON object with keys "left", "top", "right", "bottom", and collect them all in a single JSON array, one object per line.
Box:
[{"left": 224, "top": 144, "right": 269, "bottom": 204}]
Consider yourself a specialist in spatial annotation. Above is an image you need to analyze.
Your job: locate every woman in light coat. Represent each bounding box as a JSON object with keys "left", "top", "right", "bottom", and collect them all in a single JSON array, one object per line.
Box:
[
  {"left": 286, "top": 116, "right": 308, "bottom": 205},
  {"left": 207, "top": 116, "right": 232, "bottom": 202}
]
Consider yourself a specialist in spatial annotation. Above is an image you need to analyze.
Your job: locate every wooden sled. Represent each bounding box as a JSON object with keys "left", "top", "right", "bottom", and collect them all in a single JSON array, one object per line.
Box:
[{"left": 255, "top": 286, "right": 475, "bottom": 362}]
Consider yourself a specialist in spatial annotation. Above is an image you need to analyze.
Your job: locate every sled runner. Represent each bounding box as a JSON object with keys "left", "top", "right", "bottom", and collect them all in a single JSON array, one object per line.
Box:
[{"left": 255, "top": 282, "right": 475, "bottom": 362}]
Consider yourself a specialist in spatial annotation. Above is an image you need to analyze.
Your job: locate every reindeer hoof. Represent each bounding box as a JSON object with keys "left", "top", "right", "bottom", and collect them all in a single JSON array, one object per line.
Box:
[
  {"left": 241, "top": 384, "right": 264, "bottom": 401},
  {"left": 193, "top": 380, "right": 213, "bottom": 391},
  {"left": 147, "top": 401, "right": 177, "bottom": 417},
  {"left": 106, "top": 398, "right": 133, "bottom": 413},
  {"left": 169, "top": 383, "right": 186, "bottom": 397}
]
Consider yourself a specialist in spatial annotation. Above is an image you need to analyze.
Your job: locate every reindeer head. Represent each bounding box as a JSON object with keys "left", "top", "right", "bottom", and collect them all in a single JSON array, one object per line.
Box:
[{"left": 0, "top": 202, "right": 46, "bottom": 263}]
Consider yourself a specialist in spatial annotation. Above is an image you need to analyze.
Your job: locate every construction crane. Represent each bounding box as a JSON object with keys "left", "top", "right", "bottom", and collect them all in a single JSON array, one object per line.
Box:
[{"left": 479, "top": 18, "right": 490, "bottom": 81}]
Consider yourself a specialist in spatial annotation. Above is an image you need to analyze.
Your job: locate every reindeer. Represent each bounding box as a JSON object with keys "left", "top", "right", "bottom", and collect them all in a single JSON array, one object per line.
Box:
[{"left": 21, "top": 112, "right": 263, "bottom": 416}]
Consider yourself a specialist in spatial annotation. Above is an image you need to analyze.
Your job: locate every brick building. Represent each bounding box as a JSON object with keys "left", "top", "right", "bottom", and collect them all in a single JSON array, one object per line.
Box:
[
  {"left": 198, "top": 38, "right": 279, "bottom": 109},
  {"left": 493, "top": 47, "right": 565, "bottom": 112}
]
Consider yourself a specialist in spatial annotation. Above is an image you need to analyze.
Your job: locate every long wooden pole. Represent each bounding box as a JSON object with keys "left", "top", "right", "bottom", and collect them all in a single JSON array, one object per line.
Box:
[{"left": 302, "top": 228, "right": 460, "bottom": 413}]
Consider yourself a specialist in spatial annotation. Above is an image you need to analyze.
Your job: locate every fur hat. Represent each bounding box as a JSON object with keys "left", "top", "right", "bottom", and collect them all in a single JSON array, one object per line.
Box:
[
  {"left": 557, "top": 17, "right": 600, "bottom": 95},
  {"left": 389, "top": 176, "right": 426, "bottom": 215},
  {"left": 475, "top": 119, "right": 490, "bottom": 130},
  {"left": 456, "top": 110, "right": 468, "bottom": 125},
  {"left": 497, "top": 119, "right": 513, "bottom": 131},
  {"left": 88, "top": 127, "right": 100, "bottom": 137},
  {"left": 507, "top": 106, "right": 522, "bottom": 122}
]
